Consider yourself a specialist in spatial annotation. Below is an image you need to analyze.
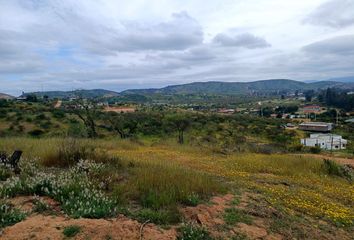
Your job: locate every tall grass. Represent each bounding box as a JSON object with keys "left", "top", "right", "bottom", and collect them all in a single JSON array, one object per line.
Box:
[
  {"left": 116, "top": 161, "right": 225, "bottom": 209},
  {"left": 0, "top": 137, "right": 133, "bottom": 165}
]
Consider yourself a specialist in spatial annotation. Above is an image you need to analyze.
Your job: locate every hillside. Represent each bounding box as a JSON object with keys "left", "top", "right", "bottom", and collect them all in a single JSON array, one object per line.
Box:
[
  {"left": 327, "top": 76, "right": 354, "bottom": 83},
  {"left": 24, "top": 79, "right": 354, "bottom": 99},
  {"left": 0, "top": 93, "right": 14, "bottom": 99},
  {"left": 24, "top": 89, "right": 119, "bottom": 99},
  {"left": 122, "top": 79, "right": 352, "bottom": 95}
]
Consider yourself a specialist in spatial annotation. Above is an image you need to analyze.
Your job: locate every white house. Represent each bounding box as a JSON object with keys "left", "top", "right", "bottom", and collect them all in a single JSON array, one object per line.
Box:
[{"left": 301, "top": 134, "right": 347, "bottom": 150}]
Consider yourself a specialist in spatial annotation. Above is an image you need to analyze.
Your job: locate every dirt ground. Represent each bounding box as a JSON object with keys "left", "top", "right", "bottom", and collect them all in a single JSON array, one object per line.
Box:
[{"left": 1, "top": 193, "right": 352, "bottom": 240}]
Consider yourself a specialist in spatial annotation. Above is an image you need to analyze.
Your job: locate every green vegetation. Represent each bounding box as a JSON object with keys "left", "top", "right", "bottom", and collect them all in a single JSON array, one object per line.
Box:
[
  {"left": 223, "top": 208, "right": 252, "bottom": 225},
  {"left": 177, "top": 223, "right": 212, "bottom": 240},
  {"left": 0, "top": 97, "right": 353, "bottom": 238},
  {"left": 0, "top": 202, "right": 26, "bottom": 228},
  {"left": 63, "top": 225, "right": 81, "bottom": 238}
]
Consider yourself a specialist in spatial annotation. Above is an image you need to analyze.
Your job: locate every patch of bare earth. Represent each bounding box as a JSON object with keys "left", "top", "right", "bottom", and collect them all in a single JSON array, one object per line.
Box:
[
  {"left": 2, "top": 196, "right": 176, "bottom": 240},
  {"left": 1, "top": 215, "right": 176, "bottom": 240}
]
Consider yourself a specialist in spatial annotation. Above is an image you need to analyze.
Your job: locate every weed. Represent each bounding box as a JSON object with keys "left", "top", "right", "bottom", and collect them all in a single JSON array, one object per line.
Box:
[
  {"left": 177, "top": 223, "right": 213, "bottom": 240},
  {"left": 230, "top": 233, "right": 249, "bottom": 240},
  {"left": 63, "top": 225, "right": 81, "bottom": 238},
  {"left": 0, "top": 201, "right": 26, "bottom": 228},
  {"left": 0, "top": 166, "right": 12, "bottom": 181},
  {"left": 33, "top": 198, "right": 50, "bottom": 213},
  {"left": 322, "top": 159, "right": 353, "bottom": 181},
  {"left": 135, "top": 208, "right": 181, "bottom": 225},
  {"left": 223, "top": 208, "right": 252, "bottom": 225},
  {"left": 182, "top": 193, "right": 201, "bottom": 206}
]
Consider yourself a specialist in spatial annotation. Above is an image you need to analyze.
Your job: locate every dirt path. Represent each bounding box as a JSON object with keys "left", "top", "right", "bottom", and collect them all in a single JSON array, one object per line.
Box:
[{"left": 294, "top": 154, "right": 354, "bottom": 167}]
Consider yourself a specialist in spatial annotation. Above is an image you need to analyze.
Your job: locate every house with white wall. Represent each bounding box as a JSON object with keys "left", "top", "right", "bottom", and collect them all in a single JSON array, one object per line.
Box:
[{"left": 301, "top": 134, "right": 347, "bottom": 150}]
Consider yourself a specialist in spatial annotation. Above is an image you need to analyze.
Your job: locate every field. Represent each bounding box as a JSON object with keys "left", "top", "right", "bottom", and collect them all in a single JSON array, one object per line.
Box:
[{"left": 0, "top": 137, "right": 353, "bottom": 239}]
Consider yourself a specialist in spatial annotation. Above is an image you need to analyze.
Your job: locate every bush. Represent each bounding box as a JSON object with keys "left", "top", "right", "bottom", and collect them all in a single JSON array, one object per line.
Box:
[
  {"left": 0, "top": 161, "right": 117, "bottom": 219},
  {"left": 0, "top": 166, "right": 12, "bottom": 181},
  {"left": 33, "top": 198, "right": 50, "bottom": 213},
  {"left": 177, "top": 223, "right": 212, "bottom": 240},
  {"left": 309, "top": 147, "right": 321, "bottom": 154},
  {"left": 63, "top": 225, "right": 81, "bottom": 238},
  {"left": 42, "top": 138, "right": 94, "bottom": 167},
  {"left": 322, "top": 159, "right": 353, "bottom": 181},
  {"left": 0, "top": 202, "right": 26, "bottom": 228},
  {"left": 28, "top": 129, "right": 45, "bottom": 137},
  {"left": 52, "top": 110, "right": 65, "bottom": 119}
]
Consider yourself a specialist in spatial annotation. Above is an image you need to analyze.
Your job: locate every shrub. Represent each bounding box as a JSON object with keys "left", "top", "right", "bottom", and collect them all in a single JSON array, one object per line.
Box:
[
  {"left": 309, "top": 146, "right": 321, "bottom": 154},
  {"left": 33, "top": 198, "right": 50, "bottom": 213},
  {"left": 0, "top": 161, "right": 117, "bottom": 219},
  {"left": 52, "top": 110, "right": 65, "bottom": 119},
  {"left": 63, "top": 225, "right": 81, "bottom": 238},
  {"left": 177, "top": 223, "right": 212, "bottom": 240},
  {"left": 28, "top": 129, "right": 45, "bottom": 137},
  {"left": 42, "top": 138, "right": 93, "bottom": 167},
  {"left": 0, "top": 202, "right": 26, "bottom": 228},
  {"left": 0, "top": 166, "right": 12, "bottom": 181},
  {"left": 322, "top": 159, "right": 353, "bottom": 181}
]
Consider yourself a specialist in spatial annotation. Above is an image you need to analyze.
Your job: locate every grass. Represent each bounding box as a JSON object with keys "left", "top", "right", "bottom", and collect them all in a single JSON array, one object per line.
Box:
[
  {"left": 223, "top": 208, "right": 252, "bottom": 225},
  {"left": 63, "top": 225, "right": 81, "bottom": 238}
]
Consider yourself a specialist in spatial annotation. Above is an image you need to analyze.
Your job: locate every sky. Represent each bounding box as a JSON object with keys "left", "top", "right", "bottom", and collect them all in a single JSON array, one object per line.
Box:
[{"left": 1, "top": 0, "right": 354, "bottom": 95}]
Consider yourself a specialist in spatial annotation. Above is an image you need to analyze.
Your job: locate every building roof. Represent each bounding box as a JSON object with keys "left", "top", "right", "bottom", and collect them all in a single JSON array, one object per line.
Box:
[{"left": 299, "top": 122, "right": 332, "bottom": 127}]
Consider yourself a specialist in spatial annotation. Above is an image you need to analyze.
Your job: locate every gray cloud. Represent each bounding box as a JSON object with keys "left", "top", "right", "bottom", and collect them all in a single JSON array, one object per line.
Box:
[
  {"left": 1, "top": 0, "right": 354, "bottom": 96},
  {"left": 302, "top": 35, "right": 354, "bottom": 55},
  {"left": 213, "top": 33, "right": 271, "bottom": 49},
  {"left": 304, "top": 0, "right": 354, "bottom": 28},
  {"left": 111, "top": 12, "right": 203, "bottom": 51}
]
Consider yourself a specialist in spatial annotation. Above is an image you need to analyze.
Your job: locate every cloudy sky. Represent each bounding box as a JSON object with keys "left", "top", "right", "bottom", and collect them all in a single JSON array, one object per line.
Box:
[{"left": 1, "top": 0, "right": 354, "bottom": 95}]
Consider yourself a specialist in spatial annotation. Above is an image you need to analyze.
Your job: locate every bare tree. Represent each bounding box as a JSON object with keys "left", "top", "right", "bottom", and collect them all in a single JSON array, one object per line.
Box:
[{"left": 70, "top": 98, "right": 98, "bottom": 138}]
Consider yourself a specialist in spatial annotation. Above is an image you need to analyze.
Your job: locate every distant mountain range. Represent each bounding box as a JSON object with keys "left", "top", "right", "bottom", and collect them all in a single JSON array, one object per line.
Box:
[
  {"left": 122, "top": 79, "right": 354, "bottom": 95},
  {"left": 326, "top": 76, "right": 354, "bottom": 83},
  {"left": 20, "top": 79, "right": 354, "bottom": 99},
  {"left": 22, "top": 89, "right": 119, "bottom": 99},
  {"left": 0, "top": 93, "right": 14, "bottom": 99}
]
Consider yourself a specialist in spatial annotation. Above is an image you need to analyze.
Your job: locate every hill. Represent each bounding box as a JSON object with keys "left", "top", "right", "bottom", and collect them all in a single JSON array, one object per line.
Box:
[
  {"left": 24, "top": 89, "right": 119, "bottom": 99},
  {"left": 24, "top": 79, "right": 354, "bottom": 99},
  {"left": 0, "top": 93, "right": 14, "bottom": 99},
  {"left": 326, "top": 76, "right": 354, "bottom": 83},
  {"left": 122, "top": 79, "right": 352, "bottom": 95}
]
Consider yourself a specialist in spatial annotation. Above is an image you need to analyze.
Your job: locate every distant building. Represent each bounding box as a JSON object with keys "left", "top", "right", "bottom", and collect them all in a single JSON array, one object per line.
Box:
[
  {"left": 299, "top": 122, "right": 333, "bottom": 132},
  {"left": 217, "top": 109, "right": 235, "bottom": 114},
  {"left": 345, "top": 118, "right": 354, "bottom": 123},
  {"left": 15, "top": 96, "right": 27, "bottom": 101},
  {"left": 300, "top": 105, "right": 321, "bottom": 114},
  {"left": 104, "top": 106, "right": 136, "bottom": 113},
  {"left": 285, "top": 123, "right": 296, "bottom": 129},
  {"left": 301, "top": 134, "right": 347, "bottom": 150}
]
